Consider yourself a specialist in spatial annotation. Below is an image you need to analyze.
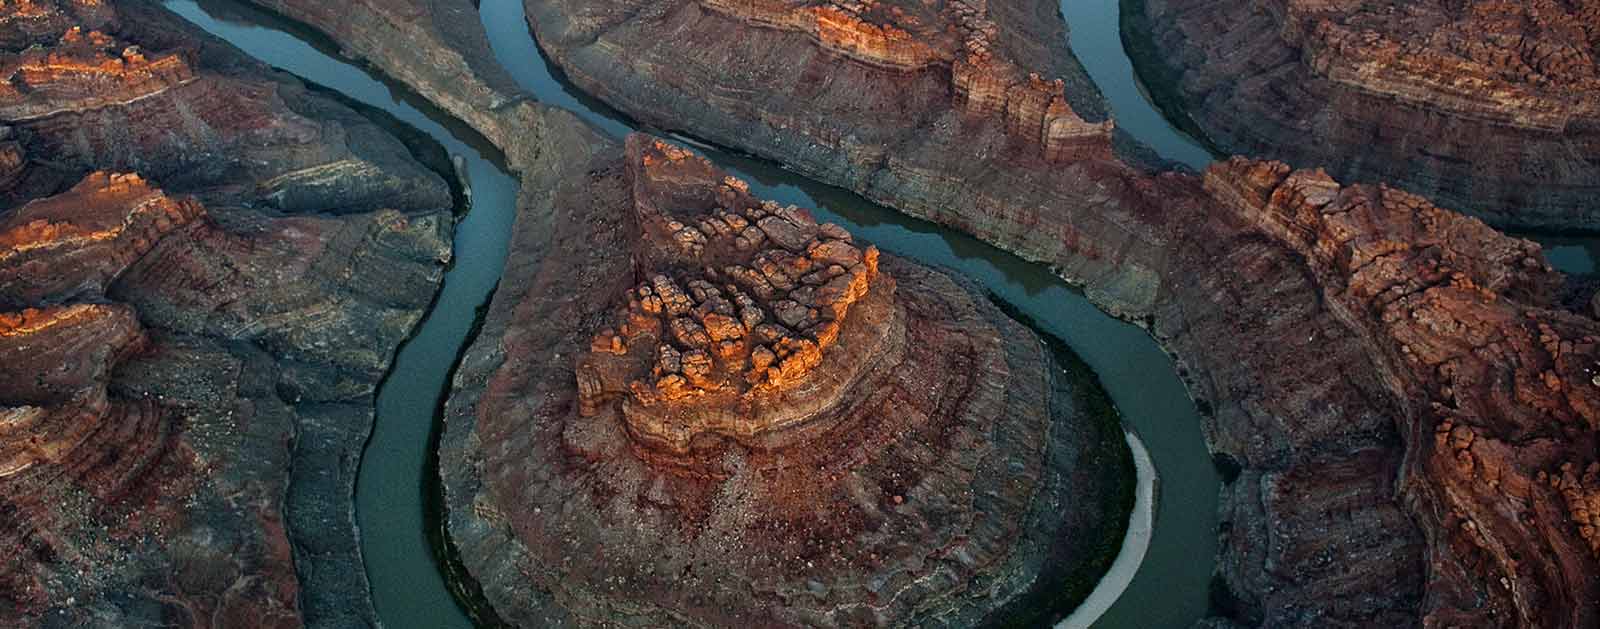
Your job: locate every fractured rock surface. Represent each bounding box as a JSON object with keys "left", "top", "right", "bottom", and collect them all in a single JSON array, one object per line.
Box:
[
  {"left": 1207, "top": 158, "right": 1600, "bottom": 627},
  {"left": 0, "top": 1, "right": 453, "bottom": 625},
  {"left": 577, "top": 142, "right": 889, "bottom": 454}
]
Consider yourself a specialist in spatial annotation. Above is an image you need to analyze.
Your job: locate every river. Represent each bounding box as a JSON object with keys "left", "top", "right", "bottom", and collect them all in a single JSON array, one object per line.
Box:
[{"left": 168, "top": 0, "right": 1223, "bottom": 627}]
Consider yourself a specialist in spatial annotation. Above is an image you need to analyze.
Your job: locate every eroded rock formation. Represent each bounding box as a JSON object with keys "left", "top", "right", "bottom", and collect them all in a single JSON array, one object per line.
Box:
[
  {"left": 438, "top": 134, "right": 1132, "bottom": 626},
  {"left": 0, "top": 0, "right": 453, "bottom": 625},
  {"left": 1207, "top": 158, "right": 1600, "bottom": 627},
  {"left": 1137, "top": 0, "right": 1600, "bottom": 228},
  {"left": 576, "top": 142, "right": 888, "bottom": 453}
]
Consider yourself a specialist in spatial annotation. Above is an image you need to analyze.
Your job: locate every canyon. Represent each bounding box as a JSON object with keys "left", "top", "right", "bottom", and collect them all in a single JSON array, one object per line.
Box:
[
  {"left": 5, "top": 0, "right": 1597, "bottom": 626},
  {"left": 0, "top": 0, "right": 453, "bottom": 625},
  {"left": 1134, "top": 0, "right": 1600, "bottom": 229},
  {"left": 514, "top": 0, "right": 1600, "bottom": 626}
]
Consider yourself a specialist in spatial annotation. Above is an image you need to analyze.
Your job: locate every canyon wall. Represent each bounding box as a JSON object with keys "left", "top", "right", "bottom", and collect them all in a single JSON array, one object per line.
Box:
[
  {"left": 1137, "top": 0, "right": 1600, "bottom": 229},
  {"left": 0, "top": 1, "right": 454, "bottom": 625}
]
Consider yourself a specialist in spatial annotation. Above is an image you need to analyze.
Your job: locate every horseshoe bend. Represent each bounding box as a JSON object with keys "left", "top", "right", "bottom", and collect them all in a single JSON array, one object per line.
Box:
[{"left": 4, "top": 0, "right": 1600, "bottom": 627}]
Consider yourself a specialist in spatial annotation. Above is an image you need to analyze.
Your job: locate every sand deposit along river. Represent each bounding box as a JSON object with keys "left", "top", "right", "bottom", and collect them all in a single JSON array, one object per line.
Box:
[{"left": 168, "top": 0, "right": 1231, "bottom": 626}]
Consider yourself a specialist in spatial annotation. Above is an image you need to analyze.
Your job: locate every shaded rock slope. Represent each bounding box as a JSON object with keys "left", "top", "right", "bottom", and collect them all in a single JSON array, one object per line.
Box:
[
  {"left": 1135, "top": 0, "right": 1600, "bottom": 229},
  {"left": 0, "top": 0, "right": 453, "bottom": 625}
]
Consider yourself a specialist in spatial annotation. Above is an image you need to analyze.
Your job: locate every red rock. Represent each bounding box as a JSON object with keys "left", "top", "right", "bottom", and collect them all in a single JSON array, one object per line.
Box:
[
  {"left": 1206, "top": 156, "right": 1600, "bottom": 627},
  {"left": 0, "top": 1, "right": 454, "bottom": 624},
  {"left": 1139, "top": 0, "right": 1600, "bottom": 228},
  {"left": 0, "top": 172, "right": 203, "bottom": 306}
]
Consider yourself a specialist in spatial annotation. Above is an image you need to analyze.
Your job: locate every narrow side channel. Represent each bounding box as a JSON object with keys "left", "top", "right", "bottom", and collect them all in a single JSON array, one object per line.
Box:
[{"left": 1060, "top": 0, "right": 1216, "bottom": 170}]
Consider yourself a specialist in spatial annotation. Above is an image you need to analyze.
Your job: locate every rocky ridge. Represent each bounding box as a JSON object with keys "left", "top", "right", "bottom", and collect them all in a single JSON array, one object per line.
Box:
[
  {"left": 1136, "top": 0, "right": 1600, "bottom": 229},
  {"left": 577, "top": 141, "right": 889, "bottom": 453},
  {"left": 1207, "top": 158, "right": 1600, "bottom": 627},
  {"left": 0, "top": 1, "right": 453, "bottom": 625}
]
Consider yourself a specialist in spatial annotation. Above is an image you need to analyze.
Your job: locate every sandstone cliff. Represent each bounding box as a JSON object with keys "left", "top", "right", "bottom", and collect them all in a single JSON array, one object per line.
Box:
[
  {"left": 1206, "top": 158, "right": 1600, "bottom": 627},
  {"left": 1136, "top": 0, "right": 1600, "bottom": 229},
  {"left": 0, "top": 1, "right": 453, "bottom": 625}
]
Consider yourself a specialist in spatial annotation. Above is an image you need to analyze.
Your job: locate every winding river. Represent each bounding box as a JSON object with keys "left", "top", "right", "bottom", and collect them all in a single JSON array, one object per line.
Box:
[{"left": 169, "top": 0, "right": 1227, "bottom": 627}]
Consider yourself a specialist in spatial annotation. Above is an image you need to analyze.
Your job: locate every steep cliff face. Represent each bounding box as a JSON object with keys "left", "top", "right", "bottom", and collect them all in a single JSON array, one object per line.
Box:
[
  {"left": 1137, "top": 0, "right": 1600, "bottom": 230},
  {"left": 1207, "top": 158, "right": 1600, "bottom": 627},
  {"left": 437, "top": 134, "right": 1132, "bottom": 627},
  {"left": 0, "top": 1, "right": 453, "bottom": 625}
]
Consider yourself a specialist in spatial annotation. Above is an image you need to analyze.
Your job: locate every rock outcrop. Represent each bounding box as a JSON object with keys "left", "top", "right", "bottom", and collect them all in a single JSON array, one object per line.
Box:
[
  {"left": 438, "top": 135, "right": 1133, "bottom": 627},
  {"left": 1206, "top": 158, "right": 1600, "bottom": 627},
  {"left": 0, "top": 0, "right": 453, "bottom": 625},
  {"left": 576, "top": 142, "right": 890, "bottom": 453},
  {"left": 1135, "top": 0, "right": 1600, "bottom": 229}
]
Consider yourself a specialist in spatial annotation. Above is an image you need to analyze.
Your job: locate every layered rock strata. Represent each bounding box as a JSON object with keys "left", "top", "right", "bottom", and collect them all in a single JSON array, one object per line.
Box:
[
  {"left": 1206, "top": 158, "right": 1600, "bottom": 627},
  {"left": 576, "top": 141, "right": 889, "bottom": 453},
  {"left": 439, "top": 135, "right": 1132, "bottom": 626},
  {"left": 0, "top": 1, "right": 453, "bottom": 625},
  {"left": 1136, "top": 0, "right": 1600, "bottom": 229}
]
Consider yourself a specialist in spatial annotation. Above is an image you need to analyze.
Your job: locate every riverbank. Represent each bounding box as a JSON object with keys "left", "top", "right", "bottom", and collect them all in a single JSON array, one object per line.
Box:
[{"left": 162, "top": 2, "right": 535, "bottom": 625}]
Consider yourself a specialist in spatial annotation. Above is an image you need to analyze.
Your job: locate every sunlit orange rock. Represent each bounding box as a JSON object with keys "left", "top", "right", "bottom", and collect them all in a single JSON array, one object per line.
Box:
[
  {"left": 1206, "top": 157, "right": 1600, "bottom": 627},
  {"left": 0, "top": 171, "right": 204, "bottom": 306},
  {"left": 576, "top": 138, "right": 891, "bottom": 454}
]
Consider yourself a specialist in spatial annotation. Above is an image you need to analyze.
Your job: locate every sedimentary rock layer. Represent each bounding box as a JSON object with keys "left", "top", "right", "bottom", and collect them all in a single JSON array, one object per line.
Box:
[
  {"left": 1136, "top": 0, "right": 1600, "bottom": 229},
  {"left": 437, "top": 134, "right": 1131, "bottom": 627},
  {"left": 1206, "top": 158, "right": 1600, "bottom": 627},
  {"left": 0, "top": 1, "right": 453, "bottom": 625}
]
